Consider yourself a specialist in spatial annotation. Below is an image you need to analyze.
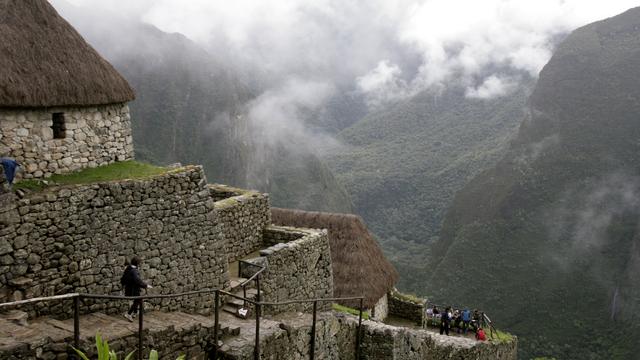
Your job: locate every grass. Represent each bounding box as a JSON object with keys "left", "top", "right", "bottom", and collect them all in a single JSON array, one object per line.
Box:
[
  {"left": 332, "top": 303, "right": 370, "bottom": 320},
  {"left": 488, "top": 328, "right": 514, "bottom": 343},
  {"left": 390, "top": 289, "right": 424, "bottom": 304},
  {"left": 15, "top": 161, "right": 167, "bottom": 191}
]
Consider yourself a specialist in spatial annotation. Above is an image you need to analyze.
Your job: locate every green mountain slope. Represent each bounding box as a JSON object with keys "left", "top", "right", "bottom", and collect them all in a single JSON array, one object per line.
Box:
[
  {"left": 426, "top": 8, "right": 640, "bottom": 359},
  {"left": 54, "top": 2, "right": 352, "bottom": 213},
  {"left": 327, "top": 81, "right": 532, "bottom": 285}
]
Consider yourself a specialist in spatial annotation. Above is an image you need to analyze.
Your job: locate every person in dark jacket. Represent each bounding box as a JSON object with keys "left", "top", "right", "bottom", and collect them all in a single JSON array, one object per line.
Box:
[
  {"left": 120, "top": 256, "right": 151, "bottom": 322},
  {"left": 440, "top": 306, "right": 451, "bottom": 336}
]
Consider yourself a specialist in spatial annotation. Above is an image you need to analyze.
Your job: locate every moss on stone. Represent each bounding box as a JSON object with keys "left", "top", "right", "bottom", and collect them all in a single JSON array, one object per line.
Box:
[{"left": 15, "top": 161, "right": 167, "bottom": 191}]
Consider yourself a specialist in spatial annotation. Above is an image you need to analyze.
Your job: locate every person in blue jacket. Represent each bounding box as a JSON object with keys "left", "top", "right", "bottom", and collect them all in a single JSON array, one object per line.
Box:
[
  {"left": 461, "top": 308, "right": 472, "bottom": 334},
  {"left": 0, "top": 158, "right": 20, "bottom": 188},
  {"left": 120, "top": 256, "right": 152, "bottom": 322}
]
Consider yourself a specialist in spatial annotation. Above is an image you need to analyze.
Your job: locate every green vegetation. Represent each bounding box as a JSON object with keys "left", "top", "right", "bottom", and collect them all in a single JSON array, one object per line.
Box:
[
  {"left": 15, "top": 161, "right": 166, "bottom": 191},
  {"left": 327, "top": 79, "right": 534, "bottom": 290},
  {"left": 72, "top": 332, "right": 185, "bottom": 360},
  {"left": 332, "top": 303, "right": 370, "bottom": 320},
  {"left": 488, "top": 328, "right": 514, "bottom": 343}
]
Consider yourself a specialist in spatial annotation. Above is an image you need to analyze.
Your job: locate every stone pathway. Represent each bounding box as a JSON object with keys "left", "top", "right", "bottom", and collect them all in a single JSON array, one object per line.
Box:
[{"left": 0, "top": 310, "right": 243, "bottom": 359}]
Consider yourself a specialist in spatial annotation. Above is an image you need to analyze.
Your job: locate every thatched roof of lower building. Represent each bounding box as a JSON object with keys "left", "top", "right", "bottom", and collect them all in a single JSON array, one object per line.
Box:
[
  {"left": 0, "top": 0, "right": 135, "bottom": 108},
  {"left": 272, "top": 207, "right": 399, "bottom": 309}
]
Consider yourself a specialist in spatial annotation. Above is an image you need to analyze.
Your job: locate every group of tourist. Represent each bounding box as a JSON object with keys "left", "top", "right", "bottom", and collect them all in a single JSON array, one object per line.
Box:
[{"left": 425, "top": 306, "right": 486, "bottom": 341}]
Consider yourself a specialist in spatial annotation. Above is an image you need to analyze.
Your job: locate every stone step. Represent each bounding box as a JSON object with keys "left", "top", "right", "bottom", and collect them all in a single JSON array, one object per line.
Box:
[
  {"left": 222, "top": 305, "right": 251, "bottom": 319},
  {"left": 229, "top": 278, "right": 248, "bottom": 290},
  {"left": 228, "top": 298, "right": 249, "bottom": 307}
]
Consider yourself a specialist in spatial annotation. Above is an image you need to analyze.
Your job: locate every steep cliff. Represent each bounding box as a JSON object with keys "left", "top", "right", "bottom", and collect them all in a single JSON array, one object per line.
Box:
[{"left": 426, "top": 7, "right": 640, "bottom": 359}]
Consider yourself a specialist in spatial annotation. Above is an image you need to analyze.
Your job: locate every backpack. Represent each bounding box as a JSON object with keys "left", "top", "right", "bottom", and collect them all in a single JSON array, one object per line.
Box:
[{"left": 120, "top": 267, "right": 130, "bottom": 288}]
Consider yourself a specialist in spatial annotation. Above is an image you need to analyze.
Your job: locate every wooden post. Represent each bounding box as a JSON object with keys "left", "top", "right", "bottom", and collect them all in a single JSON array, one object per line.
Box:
[
  {"left": 356, "top": 298, "right": 363, "bottom": 360},
  {"left": 254, "top": 302, "right": 261, "bottom": 360},
  {"left": 73, "top": 296, "right": 80, "bottom": 358},
  {"left": 310, "top": 300, "right": 317, "bottom": 360},
  {"left": 138, "top": 299, "right": 144, "bottom": 360},
  {"left": 256, "top": 276, "right": 261, "bottom": 302},
  {"left": 214, "top": 290, "right": 219, "bottom": 359}
]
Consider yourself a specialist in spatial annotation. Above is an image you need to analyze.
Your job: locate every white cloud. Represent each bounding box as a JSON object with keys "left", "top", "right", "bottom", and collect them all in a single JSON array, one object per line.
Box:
[
  {"left": 466, "top": 75, "right": 517, "bottom": 99},
  {"left": 61, "top": 0, "right": 640, "bottom": 104},
  {"left": 356, "top": 60, "right": 410, "bottom": 107}
]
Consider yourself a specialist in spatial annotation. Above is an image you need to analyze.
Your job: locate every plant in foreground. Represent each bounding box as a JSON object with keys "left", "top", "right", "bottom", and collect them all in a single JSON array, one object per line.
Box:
[{"left": 72, "top": 332, "right": 185, "bottom": 360}]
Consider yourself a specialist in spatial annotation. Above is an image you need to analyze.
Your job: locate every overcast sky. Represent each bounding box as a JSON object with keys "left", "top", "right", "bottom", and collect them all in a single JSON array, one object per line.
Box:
[{"left": 62, "top": 0, "right": 640, "bottom": 102}]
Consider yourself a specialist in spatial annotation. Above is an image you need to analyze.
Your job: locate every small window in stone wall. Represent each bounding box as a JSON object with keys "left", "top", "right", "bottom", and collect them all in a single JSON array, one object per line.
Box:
[{"left": 52, "top": 113, "right": 66, "bottom": 139}]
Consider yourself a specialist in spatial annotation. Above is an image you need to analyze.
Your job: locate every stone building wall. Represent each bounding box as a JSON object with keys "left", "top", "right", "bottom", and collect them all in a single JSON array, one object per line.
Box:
[
  {"left": 0, "top": 166, "right": 228, "bottom": 317},
  {"left": 0, "top": 103, "right": 134, "bottom": 178},
  {"left": 209, "top": 184, "right": 271, "bottom": 263},
  {"left": 388, "top": 289, "right": 425, "bottom": 325},
  {"left": 371, "top": 293, "right": 388, "bottom": 321},
  {"left": 259, "top": 226, "right": 333, "bottom": 314}
]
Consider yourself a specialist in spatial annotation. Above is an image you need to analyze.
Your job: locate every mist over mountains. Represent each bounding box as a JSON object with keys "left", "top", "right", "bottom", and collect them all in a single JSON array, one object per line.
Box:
[{"left": 53, "top": 0, "right": 354, "bottom": 213}]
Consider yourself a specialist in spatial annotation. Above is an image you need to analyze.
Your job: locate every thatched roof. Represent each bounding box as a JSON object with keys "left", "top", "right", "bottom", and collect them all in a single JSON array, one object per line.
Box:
[
  {"left": 272, "top": 208, "right": 399, "bottom": 309},
  {"left": 0, "top": 0, "right": 135, "bottom": 107}
]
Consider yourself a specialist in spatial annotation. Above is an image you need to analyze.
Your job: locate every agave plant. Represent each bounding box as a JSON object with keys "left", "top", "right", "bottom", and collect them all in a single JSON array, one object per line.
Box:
[{"left": 73, "top": 332, "right": 185, "bottom": 360}]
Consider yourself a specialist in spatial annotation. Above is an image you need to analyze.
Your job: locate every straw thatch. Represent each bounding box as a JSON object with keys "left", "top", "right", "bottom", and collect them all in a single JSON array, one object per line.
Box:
[
  {"left": 0, "top": 0, "right": 134, "bottom": 107},
  {"left": 272, "top": 208, "right": 399, "bottom": 309}
]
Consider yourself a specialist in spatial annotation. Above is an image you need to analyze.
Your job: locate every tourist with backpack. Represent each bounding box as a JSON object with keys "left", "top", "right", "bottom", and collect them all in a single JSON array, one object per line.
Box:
[
  {"left": 120, "top": 256, "right": 152, "bottom": 322},
  {"left": 461, "top": 308, "right": 472, "bottom": 334}
]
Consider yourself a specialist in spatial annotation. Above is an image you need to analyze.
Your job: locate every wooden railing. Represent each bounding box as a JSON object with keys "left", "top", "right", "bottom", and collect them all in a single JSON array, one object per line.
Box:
[{"left": 0, "top": 290, "right": 365, "bottom": 360}]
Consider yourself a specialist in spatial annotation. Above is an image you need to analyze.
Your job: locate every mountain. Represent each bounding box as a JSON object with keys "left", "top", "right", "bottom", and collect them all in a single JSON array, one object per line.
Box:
[
  {"left": 52, "top": 1, "right": 353, "bottom": 213},
  {"left": 425, "top": 8, "right": 640, "bottom": 359},
  {"left": 327, "top": 80, "right": 532, "bottom": 287}
]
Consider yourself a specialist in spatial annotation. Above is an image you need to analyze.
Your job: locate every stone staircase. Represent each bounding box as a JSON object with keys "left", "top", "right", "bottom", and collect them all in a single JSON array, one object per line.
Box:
[{"left": 222, "top": 277, "right": 258, "bottom": 319}]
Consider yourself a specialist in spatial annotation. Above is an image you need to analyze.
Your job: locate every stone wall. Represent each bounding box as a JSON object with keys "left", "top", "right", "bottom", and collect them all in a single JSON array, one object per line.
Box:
[
  {"left": 232, "top": 311, "right": 517, "bottom": 360},
  {"left": 0, "top": 166, "right": 228, "bottom": 317},
  {"left": 388, "top": 289, "right": 425, "bottom": 325},
  {"left": 357, "top": 316, "right": 518, "bottom": 360},
  {"left": 209, "top": 184, "right": 270, "bottom": 263},
  {"left": 259, "top": 226, "right": 333, "bottom": 314},
  {"left": 0, "top": 103, "right": 134, "bottom": 179},
  {"left": 371, "top": 293, "right": 388, "bottom": 321}
]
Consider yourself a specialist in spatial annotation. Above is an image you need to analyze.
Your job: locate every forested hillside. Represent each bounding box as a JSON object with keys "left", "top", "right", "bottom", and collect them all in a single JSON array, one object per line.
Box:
[
  {"left": 327, "top": 81, "right": 532, "bottom": 287},
  {"left": 54, "top": 2, "right": 353, "bottom": 213},
  {"left": 425, "top": 8, "right": 640, "bottom": 359}
]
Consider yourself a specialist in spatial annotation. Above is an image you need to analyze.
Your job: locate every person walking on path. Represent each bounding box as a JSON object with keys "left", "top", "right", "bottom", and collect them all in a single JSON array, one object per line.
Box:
[{"left": 120, "top": 256, "right": 152, "bottom": 322}]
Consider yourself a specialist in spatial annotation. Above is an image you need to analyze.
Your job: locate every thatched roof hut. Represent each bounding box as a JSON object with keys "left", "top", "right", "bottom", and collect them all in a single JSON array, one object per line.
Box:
[
  {"left": 272, "top": 208, "right": 399, "bottom": 309},
  {"left": 0, "top": 0, "right": 135, "bottom": 107}
]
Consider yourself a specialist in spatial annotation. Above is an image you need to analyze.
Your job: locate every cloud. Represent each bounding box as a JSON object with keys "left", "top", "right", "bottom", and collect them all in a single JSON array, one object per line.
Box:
[
  {"left": 356, "top": 60, "right": 410, "bottom": 107},
  {"left": 60, "top": 0, "right": 640, "bottom": 105},
  {"left": 465, "top": 75, "right": 518, "bottom": 99}
]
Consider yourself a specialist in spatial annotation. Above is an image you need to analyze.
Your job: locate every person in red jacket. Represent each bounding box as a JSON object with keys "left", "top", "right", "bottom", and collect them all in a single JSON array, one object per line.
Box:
[{"left": 476, "top": 327, "right": 487, "bottom": 341}]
